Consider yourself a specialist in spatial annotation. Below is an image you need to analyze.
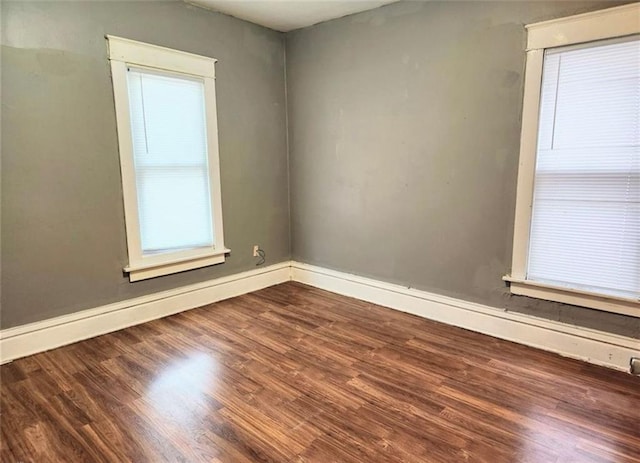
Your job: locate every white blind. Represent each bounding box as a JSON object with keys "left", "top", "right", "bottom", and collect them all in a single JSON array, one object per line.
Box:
[
  {"left": 528, "top": 37, "right": 640, "bottom": 300},
  {"left": 127, "top": 68, "right": 214, "bottom": 254}
]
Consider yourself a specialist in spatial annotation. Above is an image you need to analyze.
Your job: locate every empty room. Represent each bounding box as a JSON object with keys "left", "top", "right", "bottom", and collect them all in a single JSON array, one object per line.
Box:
[{"left": 1, "top": 0, "right": 639, "bottom": 461}]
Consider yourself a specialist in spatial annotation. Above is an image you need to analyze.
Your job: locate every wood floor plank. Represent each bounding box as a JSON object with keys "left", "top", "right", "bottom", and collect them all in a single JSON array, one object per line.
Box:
[{"left": 1, "top": 282, "right": 639, "bottom": 462}]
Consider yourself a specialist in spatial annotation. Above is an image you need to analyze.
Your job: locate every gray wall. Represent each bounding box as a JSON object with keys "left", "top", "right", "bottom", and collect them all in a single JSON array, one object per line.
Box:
[
  {"left": 1, "top": 1, "right": 290, "bottom": 328},
  {"left": 286, "top": 0, "right": 640, "bottom": 338},
  {"left": 3, "top": 0, "right": 638, "bottom": 339}
]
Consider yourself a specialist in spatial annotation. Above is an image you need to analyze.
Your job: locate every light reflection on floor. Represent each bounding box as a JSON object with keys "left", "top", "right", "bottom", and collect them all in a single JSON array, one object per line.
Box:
[
  {"left": 146, "top": 352, "right": 219, "bottom": 431},
  {"left": 514, "top": 409, "right": 626, "bottom": 462}
]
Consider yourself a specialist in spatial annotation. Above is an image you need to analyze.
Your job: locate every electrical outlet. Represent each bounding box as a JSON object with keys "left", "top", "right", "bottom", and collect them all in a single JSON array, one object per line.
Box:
[{"left": 253, "top": 245, "right": 260, "bottom": 257}]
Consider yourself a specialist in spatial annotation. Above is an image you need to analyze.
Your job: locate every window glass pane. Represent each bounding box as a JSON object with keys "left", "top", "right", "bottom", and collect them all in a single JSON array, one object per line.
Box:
[
  {"left": 127, "top": 68, "right": 214, "bottom": 254},
  {"left": 528, "top": 38, "right": 640, "bottom": 300}
]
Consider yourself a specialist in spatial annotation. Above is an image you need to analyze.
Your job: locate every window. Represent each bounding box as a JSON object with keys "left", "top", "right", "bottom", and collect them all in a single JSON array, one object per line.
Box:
[
  {"left": 505, "top": 4, "right": 640, "bottom": 317},
  {"left": 107, "top": 36, "right": 228, "bottom": 281}
]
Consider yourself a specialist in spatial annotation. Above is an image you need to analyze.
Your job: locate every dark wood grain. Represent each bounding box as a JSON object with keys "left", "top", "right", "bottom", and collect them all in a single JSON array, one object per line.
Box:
[{"left": 1, "top": 282, "right": 639, "bottom": 462}]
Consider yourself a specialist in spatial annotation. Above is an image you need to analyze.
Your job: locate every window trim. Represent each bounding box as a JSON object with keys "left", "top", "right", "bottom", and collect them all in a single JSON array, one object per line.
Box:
[
  {"left": 505, "top": 3, "right": 640, "bottom": 317},
  {"left": 107, "top": 36, "right": 228, "bottom": 282}
]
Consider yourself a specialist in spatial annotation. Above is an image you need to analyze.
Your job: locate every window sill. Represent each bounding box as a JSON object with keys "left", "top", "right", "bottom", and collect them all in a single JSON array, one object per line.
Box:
[
  {"left": 503, "top": 276, "right": 639, "bottom": 318},
  {"left": 125, "top": 248, "right": 230, "bottom": 282}
]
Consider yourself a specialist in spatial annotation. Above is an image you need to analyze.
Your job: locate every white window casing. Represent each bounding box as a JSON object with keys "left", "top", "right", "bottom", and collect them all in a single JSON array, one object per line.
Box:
[
  {"left": 505, "top": 3, "right": 640, "bottom": 317},
  {"left": 107, "top": 36, "right": 228, "bottom": 282}
]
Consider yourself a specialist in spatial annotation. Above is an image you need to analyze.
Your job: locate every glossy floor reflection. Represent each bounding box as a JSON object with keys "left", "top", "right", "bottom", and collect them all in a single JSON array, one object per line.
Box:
[{"left": 1, "top": 282, "right": 639, "bottom": 462}]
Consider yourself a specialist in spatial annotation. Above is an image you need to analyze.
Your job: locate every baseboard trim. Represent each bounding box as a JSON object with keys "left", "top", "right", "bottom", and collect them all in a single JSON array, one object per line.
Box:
[
  {"left": 290, "top": 262, "right": 639, "bottom": 372},
  {"left": 2, "top": 260, "right": 637, "bottom": 372},
  {"left": 0, "top": 262, "right": 291, "bottom": 364}
]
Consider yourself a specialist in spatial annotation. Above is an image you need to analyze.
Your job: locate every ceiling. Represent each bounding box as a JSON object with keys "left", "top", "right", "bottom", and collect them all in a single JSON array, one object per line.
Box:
[{"left": 187, "top": 0, "right": 400, "bottom": 32}]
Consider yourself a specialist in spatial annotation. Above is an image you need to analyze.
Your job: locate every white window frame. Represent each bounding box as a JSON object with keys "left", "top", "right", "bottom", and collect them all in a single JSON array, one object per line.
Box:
[
  {"left": 504, "top": 3, "right": 640, "bottom": 318},
  {"left": 107, "top": 36, "right": 228, "bottom": 282}
]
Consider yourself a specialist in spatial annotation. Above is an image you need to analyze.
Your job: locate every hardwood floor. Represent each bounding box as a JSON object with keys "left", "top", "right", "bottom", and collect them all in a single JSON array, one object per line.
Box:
[{"left": 1, "top": 282, "right": 639, "bottom": 462}]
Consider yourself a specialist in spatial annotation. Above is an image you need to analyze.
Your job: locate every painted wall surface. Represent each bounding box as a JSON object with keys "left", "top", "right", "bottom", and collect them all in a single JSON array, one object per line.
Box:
[
  {"left": 3, "top": 0, "right": 638, "bottom": 338},
  {"left": 1, "top": 1, "right": 290, "bottom": 328},
  {"left": 286, "top": 1, "right": 640, "bottom": 338}
]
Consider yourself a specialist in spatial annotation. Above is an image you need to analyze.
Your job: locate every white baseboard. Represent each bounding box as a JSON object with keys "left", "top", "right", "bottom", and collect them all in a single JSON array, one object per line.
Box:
[
  {"left": 0, "top": 262, "right": 291, "bottom": 364},
  {"left": 291, "top": 262, "right": 639, "bottom": 372},
  {"left": 2, "top": 259, "right": 637, "bottom": 373}
]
